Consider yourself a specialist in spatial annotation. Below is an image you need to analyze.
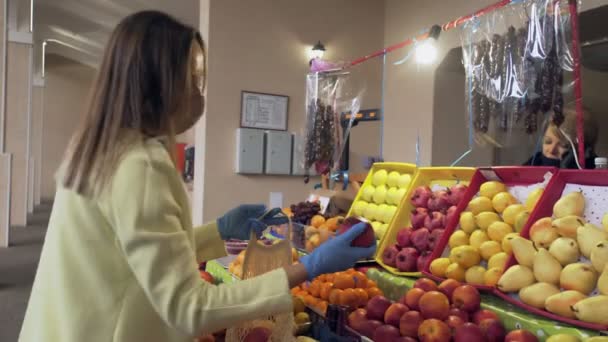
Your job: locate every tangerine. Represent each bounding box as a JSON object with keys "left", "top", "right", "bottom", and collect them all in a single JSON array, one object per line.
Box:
[
  {"left": 308, "top": 280, "right": 321, "bottom": 298},
  {"left": 340, "top": 288, "right": 359, "bottom": 308},
  {"left": 319, "top": 282, "right": 334, "bottom": 301},
  {"left": 317, "top": 301, "right": 328, "bottom": 316},
  {"left": 311, "top": 215, "right": 326, "bottom": 228},
  {"left": 316, "top": 274, "right": 327, "bottom": 283},
  {"left": 324, "top": 273, "right": 335, "bottom": 283},
  {"left": 334, "top": 273, "right": 356, "bottom": 290},
  {"left": 303, "top": 295, "right": 317, "bottom": 307},
  {"left": 353, "top": 288, "right": 369, "bottom": 307},
  {"left": 328, "top": 289, "right": 343, "bottom": 305},
  {"left": 352, "top": 271, "right": 368, "bottom": 288},
  {"left": 366, "top": 279, "right": 378, "bottom": 288},
  {"left": 366, "top": 287, "right": 383, "bottom": 299}
]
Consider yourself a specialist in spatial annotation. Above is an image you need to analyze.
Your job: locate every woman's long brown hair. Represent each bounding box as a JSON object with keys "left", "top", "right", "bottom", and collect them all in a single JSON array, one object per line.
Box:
[{"left": 61, "top": 11, "right": 205, "bottom": 196}]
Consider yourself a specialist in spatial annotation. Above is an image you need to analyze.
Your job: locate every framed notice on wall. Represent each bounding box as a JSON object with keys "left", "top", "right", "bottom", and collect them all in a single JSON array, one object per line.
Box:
[{"left": 240, "top": 91, "right": 289, "bottom": 131}]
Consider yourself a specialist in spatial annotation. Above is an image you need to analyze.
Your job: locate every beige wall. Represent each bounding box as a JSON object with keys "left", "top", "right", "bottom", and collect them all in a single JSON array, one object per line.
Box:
[
  {"left": 201, "top": 0, "right": 385, "bottom": 221},
  {"left": 32, "top": 84, "right": 44, "bottom": 205},
  {"left": 41, "top": 56, "right": 94, "bottom": 198}
]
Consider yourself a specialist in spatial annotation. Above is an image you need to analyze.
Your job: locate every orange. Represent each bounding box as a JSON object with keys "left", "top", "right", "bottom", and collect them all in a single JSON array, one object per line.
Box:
[
  {"left": 324, "top": 273, "right": 335, "bottom": 283},
  {"left": 328, "top": 289, "right": 343, "bottom": 305},
  {"left": 303, "top": 295, "right": 317, "bottom": 307},
  {"left": 354, "top": 288, "right": 369, "bottom": 307},
  {"left": 334, "top": 273, "right": 356, "bottom": 290},
  {"left": 290, "top": 287, "right": 300, "bottom": 295},
  {"left": 325, "top": 216, "right": 343, "bottom": 231},
  {"left": 366, "top": 279, "right": 378, "bottom": 288},
  {"left": 345, "top": 268, "right": 356, "bottom": 274},
  {"left": 301, "top": 282, "right": 310, "bottom": 292},
  {"left": 367, "top": 287, "right": 383, "bottom": 299},
  {"left": 339, "top": 288, "right": 359, "bottom": 308},
  {"left": 311, "top": 215, "right": 326, "bottom": 228},
  {"left": 317, "top": 300, "right": 328, "bottom": 316},
  {"left": 352, "top": 271, "right": 368, "bottom": 288},
  {"left": 308, "top": 280, "right": 321, "bottom": 298},
  {"left": 319, "top": 282, "right": 334, "bottom": 301},
  {"left": 316, "top": 274, "right": 327, "bottom": 283}
]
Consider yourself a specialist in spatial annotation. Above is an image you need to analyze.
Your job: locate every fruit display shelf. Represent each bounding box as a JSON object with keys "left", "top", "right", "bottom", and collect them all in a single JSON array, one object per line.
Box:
[
  {"left": 376, "top": 167, "right": 476, "bottom": 277},
  {"left": 347, "top": 162, "right": 417, "bottom": 255},
  {"left": 365, "top": 268, "right": 602, "bottom": 340},
  {"left": 496, "top": 169, "right": 608, "bottom": 331},
  {"left": 423, "top": 167, "right": 557, "bottom": 291}
]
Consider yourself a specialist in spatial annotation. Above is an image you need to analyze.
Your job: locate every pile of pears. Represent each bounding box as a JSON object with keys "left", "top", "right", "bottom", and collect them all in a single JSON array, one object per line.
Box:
[
  {"left": 429, "top": 180, "right": 543, "bottom": 287},
  {"left": 497, "top": 190, "right": 608, "bottom": 326}
]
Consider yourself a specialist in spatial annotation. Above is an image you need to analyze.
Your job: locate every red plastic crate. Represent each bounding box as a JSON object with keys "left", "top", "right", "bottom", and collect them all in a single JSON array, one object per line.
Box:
[
  {"left": 495, "top": 169, "right": 608, "bottom": 331},
  {"left": 422, "top": 167, "right": 557, "bottom": 292}
]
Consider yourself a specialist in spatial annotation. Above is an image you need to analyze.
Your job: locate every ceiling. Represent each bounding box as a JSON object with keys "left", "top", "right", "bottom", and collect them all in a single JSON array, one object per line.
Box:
[{"left": 33, "top": 0, "right": 199, "bottom": 71}]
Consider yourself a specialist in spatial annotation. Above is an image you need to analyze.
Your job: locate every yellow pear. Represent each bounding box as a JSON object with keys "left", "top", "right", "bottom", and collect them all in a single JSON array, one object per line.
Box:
[
  {"left": 475, "top": 212, "right": 501, "bottom": 231},
  {"left": 546, "top": 335, "right": 581, "bottom": 342},
  {"left": 533, "top": 248, "right": 562, "bottom": 285},
  {"left": 544, "top": 290, "right": 587, "bottom": 318},
  {"left": 502, "top": 233, "right": 519, "bottom": 255},
  {"left": 479, "top": 181, "right": 507, "bottom": 199},
  {"left": 451, "top": 245, "right": 481, "bottom": 268},
  {"left": 553, "top": 191, "right": 585, "bottom": 219},
  {"left": 459, "top": 211, "right": 477, "bottom": 234},
  {"left": 449, "top": 230, "right": 470, "bottom": 249},
  {"left": 503, "top": 204, "right": 526, "bottom": 225},
  {"left": 469, "top": 230, "right": 490, "bottom": 250},
  {"left": 510, "top": 236, "right": 536, "bottom": 267},
  {"left": 572, "top": 296, "right": 608, "bottom": 325},
  {"left": 487, "top": 221, "right": 514, "bottom": 242},
  {"left": 577, "top": 224, "right": 608, "bottom": 258},
  {"left": 552, "top": 215, "right": 585, "bottom": 239},
  {"left": 492, "top": 192, "right": 518, "bottom": 213},
  {"left": 465, "top": 265, "right": 486, "bottom": 285},
  {"left": 549, "top": 237, "right": 580, "bottom": 266},
  {"left": 514, "top": 210, "right": 530, "bottom": 233},
  {"left": 519, "top": 282, "right": 560, "bottom": 309},
  {"left": 484, "top": 267, "right": 503, "bottom": 286},
  {"left": 598, "top": 264, "right": 608, "bottom": 295},
  {"left": 560, "top": 263, "right": 598, "bottom": 295},
  {"left": 529, "top": 217, "right": 559, "bottom": 249},
  {"left": 479, "top": 240, "right": 502, "bottom": 260},
  {"left": 525, "top": 188, "right": 544, "bottom": 211},
  {"left": 497, "top": 265, "right": 535, "bottom": 292},
  {"left": 488, "top": 252, "right": 509, "bottom": 270},
  {"left": 591, "top": 240, "right": 608, "bottom": 272},
  {"left": 468, "top": 197, "right": 494, "bottom": 215}
]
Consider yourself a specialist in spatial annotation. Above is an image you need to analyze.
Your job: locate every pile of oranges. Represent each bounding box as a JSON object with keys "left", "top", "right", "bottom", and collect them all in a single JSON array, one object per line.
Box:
[
  {"left": 304, "top": 215, "right": 343, "bottom": 252},
  {"left": 291, "top": 269, "right": 384, "bottom": 316}
]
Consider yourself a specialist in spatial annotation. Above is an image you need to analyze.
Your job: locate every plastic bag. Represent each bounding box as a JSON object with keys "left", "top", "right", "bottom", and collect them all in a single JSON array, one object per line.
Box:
[
  {"left": 303, "top": 71, "right": 363, "bottom": 177},
  {"left": 461, "top": 0, "right": 576, "bottom": 148}
]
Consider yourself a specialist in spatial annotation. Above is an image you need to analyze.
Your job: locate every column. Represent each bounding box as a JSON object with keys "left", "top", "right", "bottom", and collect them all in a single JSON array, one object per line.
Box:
[
  {"left": 0, "top": 0, "right": 8, "bottom": 246},
  {"left": 32, "top": 75, "right": 43, "bottom": 206}
]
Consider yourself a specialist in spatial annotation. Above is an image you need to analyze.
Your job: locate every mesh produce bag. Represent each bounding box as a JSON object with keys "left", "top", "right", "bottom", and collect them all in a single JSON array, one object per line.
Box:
[{"left": 225, "top": 218, "right": 295, "bottom": 342}]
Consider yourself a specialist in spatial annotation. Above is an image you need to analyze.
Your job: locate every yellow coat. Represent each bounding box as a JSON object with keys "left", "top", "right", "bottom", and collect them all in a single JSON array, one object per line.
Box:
[{"left": 19, "top": 138, "right": 292, "bottom": 341}]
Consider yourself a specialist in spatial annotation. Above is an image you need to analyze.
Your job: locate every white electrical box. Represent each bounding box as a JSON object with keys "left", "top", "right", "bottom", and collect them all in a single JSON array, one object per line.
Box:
[
  {"left": 291, "top": 134, "right": 317, "bottom": 176},
  {"left": 265, "top": 131, "right": 292, "bottom": 175},
  {"left": 235, "top": 128, "right": 264, "bottom": 174}
]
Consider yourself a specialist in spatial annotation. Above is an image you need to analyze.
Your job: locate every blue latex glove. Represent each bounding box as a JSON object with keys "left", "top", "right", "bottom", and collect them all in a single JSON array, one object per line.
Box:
[
  {"left": 217, "top": 205, "right": 288, "bottom": 241},
  {"left": 299, "top": 222, "right": 376, "bottom": 281}
]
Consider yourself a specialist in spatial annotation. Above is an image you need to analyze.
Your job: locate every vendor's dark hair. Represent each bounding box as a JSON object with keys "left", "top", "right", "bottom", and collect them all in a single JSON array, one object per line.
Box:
[{"left": 61, "top": 10, "right": 205, "bottom": 195}]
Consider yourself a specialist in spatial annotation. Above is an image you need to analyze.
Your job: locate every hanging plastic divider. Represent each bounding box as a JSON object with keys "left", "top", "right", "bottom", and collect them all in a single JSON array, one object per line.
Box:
[
  {"left": 461, "top": 0, "right": 577, "bottom": 152},
  {"left": 303, "top": 71, "right": 365, "bottom": 181}
]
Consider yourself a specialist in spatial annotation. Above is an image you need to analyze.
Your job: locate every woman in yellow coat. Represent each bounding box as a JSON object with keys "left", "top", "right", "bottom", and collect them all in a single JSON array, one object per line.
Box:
[{"left": 19, "top": 11, "right": 375, "bottom": 342}]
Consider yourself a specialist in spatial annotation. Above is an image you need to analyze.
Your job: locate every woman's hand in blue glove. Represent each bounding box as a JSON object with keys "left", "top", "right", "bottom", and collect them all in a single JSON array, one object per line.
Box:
[
  {"left": 216, "top": 205, "right": 288, "bottom": 241},
  {"left": 299, "top": 222, "right": 376, "bottom": 281}
]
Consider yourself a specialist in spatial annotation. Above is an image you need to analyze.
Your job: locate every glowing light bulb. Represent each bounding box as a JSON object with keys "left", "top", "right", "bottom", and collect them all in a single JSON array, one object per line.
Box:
[{"left": 415, "top": 40, "right": 438, "bottom": 65}]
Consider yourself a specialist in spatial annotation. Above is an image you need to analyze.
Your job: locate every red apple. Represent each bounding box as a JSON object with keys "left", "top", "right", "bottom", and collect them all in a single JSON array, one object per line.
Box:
[
  {"left": 366, "top": 296, "right": 392, "bottom": 321},
  {"left": 428, "top": 190, "right": 451, "bottom": 213},
  {"left": 452, "top": 285, "right": 481, "bottom": 312},
  {"left": 419, "top": 291, "right": 450, "bottom": 320},
  {"left": 429, "top": 228, "right": 445, "bottom": 251},
  {"left": 446, "top": 205, "right": 458, "bottom": 225},
  {"left": 358, "top": 319, "right": 383, "bottom": 339},
  {"left": 504, "top": 330, "right": 539, "bottom": 342},
  {"left": 399, "top": 310, "right": 423, "bottom": 337},
  {"left": 438, "top": 279, "right": 461, "bottom": 301},
  {"left": 373, "top": 324, "right": 401, "bottom": 342},
  {"left": 404, "top": 288, "right": 426, "bottom": 311},
  {"left": 414, "top": 278, "right": 438, "bottom": 292},
  {"left": 243, "top": 327, "right": 271, "bottom": 342},
  {"left": 454, "top": 322, "right": 485, "bottom": 342},
  {"left": 425, "top": 211, "right": 446, "bottom": 230},
  {"left": 384, "top": 303, "right": 409, "bottom": 327},
  {"left": 411, "top": 228, "right": 431, "bottom": 251},
  {"left": 448, "top": 184, "right": 468, "bottom": 206},
  {"left": 199, "top": 270, "right": 214, "bottom": 284},
  {"left": 411, "top": 186, "right": 432, "bottom": 208},
  {"left": 395, "top": 337, "right": 418, "bottom": 342},
  {"left": 417, "top": 251, "right": 433, "bottom": 271},
  {"left": 472, "top": 309, "right": 500, "bottom": 325},
  {"left": 478, "top": 318, "right": 506, "bottom": 342},
  {"left": 382, "top": 245, "right": 399, "bottom": 267},
  {"left": 338, "top": 217, "right": 375, "bottom": 247},
  {"left": 411, "top": 208, "right": 430, "bottom": 229},
  {"left": 418, "top": 319, "right": 451, "bottom": 342},
  {"left": 445, "top": 315, "right": 466, "bottom": 331},
  {"left": 448, "top": 308, "right": 470, "bottom": 322},
  {"left": 396, "top": 248, "right": 419, "bottom": 272},
  {"left": 397, "top": 227, "right": 414, "bottom": 247},
  {"left": 347, "top": 308, "right": 368, "bottom": 332}
]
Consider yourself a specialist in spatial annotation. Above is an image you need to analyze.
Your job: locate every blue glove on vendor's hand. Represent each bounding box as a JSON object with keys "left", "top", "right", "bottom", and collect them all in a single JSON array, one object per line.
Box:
[
  {"left": 299, "top": 223, "right": 376, "bottom": 281},
  {"left": 217, "top": 205, "right": 288, "bottom": 241}
]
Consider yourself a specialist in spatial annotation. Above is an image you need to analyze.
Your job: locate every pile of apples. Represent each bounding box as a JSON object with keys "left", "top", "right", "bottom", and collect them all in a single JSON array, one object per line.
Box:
[
  {"left": 348, "top": 277, "right": 537, "bottom": 342},
  {"left": 382, "top": 184, "right": 468, "bottom": 272},
  {"left": 497, "top": 190, "right": 608, "bottom": 326},
  {"left": 429, "top": 181, "right": 543, "bottom": 286},
  {"left": 351, "top": 169, "right": 413, "bottom": 240},
  {"left": 291, "top": 269, "right": 384, "bottom": 316},
  {"left": 303, "top": 215, "right": 343, "bottom": 252}
]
